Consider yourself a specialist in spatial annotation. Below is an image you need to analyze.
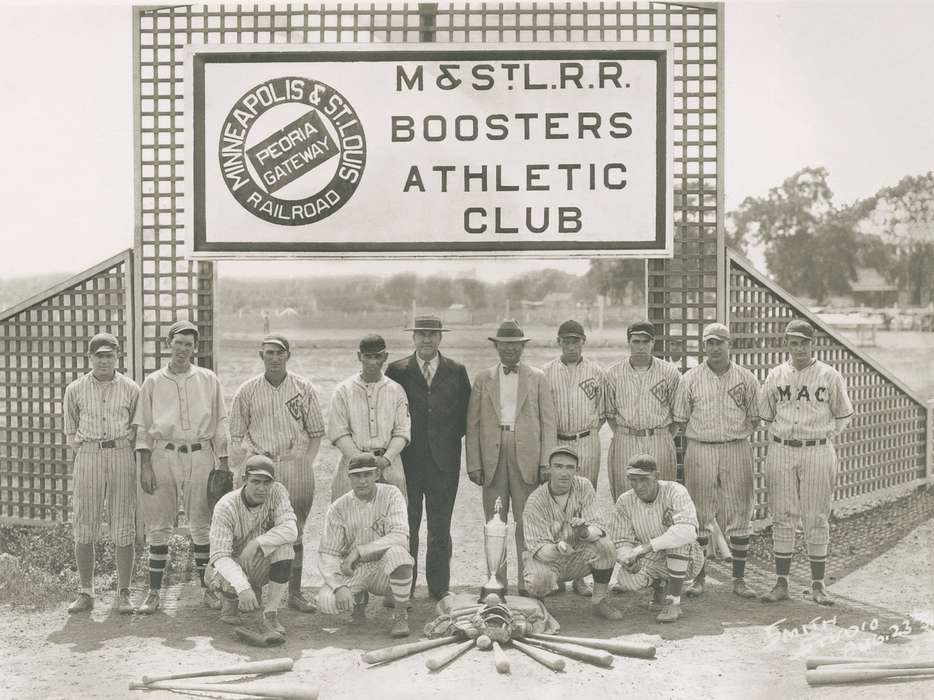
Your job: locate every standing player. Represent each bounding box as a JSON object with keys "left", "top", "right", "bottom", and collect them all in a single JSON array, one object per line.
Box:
[
  {"left": 672, "top": 323, "right": 761, "bottom": 599},
  {"left": 228, "top": 334, "right": 325, "bottom": 613},
  {"left": 206, "top": 456, "right": 297, "bottom": 646},
  {"left": 134, "top": 319, "right": 229, "bottom": 615},
  {"left": 758, "top": 320, "right": 853, "bottom": 606},
  {"left": 522, "top": 446, "right": 622, "bottom": 620},
  {"left": 611, "top": 454, "right": 705, "bottom": 623},
  {"left": 385, "top": 315, "right": 471, "bottom": 600},
  {"left": 327, "top": 334, "right": 410, "bottom": 502},
  {"left": 604, "top": 321, "right": 681, "bottom": 501},
  {"left": 466, "top": 319, "right": 557, "bottom": 595},
  {"left": 63, "top": 333, "right": 139, "bottom": 614},
  {"left": 316, "top": 454, "right": 415, "bottom": 638}
]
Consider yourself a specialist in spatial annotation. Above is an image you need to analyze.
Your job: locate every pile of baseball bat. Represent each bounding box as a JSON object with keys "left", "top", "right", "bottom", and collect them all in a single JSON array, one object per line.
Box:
[
  {"left": 806, "top": 656, "right": 934, "bottom": 686},
  {"left": 128, "top": 657, "right": 318, "bottom": 699}
]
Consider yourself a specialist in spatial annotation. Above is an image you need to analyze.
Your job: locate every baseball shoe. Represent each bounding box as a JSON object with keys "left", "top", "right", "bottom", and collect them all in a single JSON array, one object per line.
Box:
[
  {"left": 732, "top": 579, "right": 758, "bottom": 599},
  {"left": 759, "top": 580, "right": 790, "bottom": 603},
  {"left": 137, "top": 590, "right": 161, "bottom": 615},
  {"left": 67, "top": 592, "right": 94, "bottom": 614},
  {"left": 649, "top": 579, "right": 668, "bottom": 611},
  {"left": 811, "top": 582, "right": 835, "bottom": 607},
  {"left": 592, "top": 598, "right": 624, "bottom": 621},
  {"left": 390, "top": 611, "right": 410, "bottom": 638},
  {"left": 572, "top": 578, "right": 594, "bottom": 597},
  {"left": 264, "top": 610, "right": 286, "bottom": 636},
  {"left": 684, "top": 577, "right": 705, "bottom": 598},
  {"left": 113, "top": 588, "right": 135, "bottom": 615},
  {"left": 202, "top": 587, "right": 222, "bottom": 611},
  {"left": 352, "top": 591, "right": 368, "bottom": 622},
  {"left": 656, "top": 600, "right": 683, "bottom": 623},
  {"left": 235, "top": 612, "right": 284, "bottom": 647},
  {"left": 288, "top": 592, "right": 317, "bottom": 614},
  {"left": 219, "top": 595, "right": 240, "bottom": 625}
]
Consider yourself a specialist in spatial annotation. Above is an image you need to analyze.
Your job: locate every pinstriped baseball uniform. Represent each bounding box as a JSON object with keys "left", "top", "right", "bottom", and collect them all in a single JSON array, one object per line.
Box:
[
  {"left": 673, "top": 362, "right": 760, "bottom": 539},
  {"left": 522, "top": 476, "right": 616, "bottom": 596},
  {"left": 229, "top": 372, "right": 325, "bottom": 529},
  {"left": 327, "top": 374, "right": 410, "bottom": 502},
  {"left": 542, "top": 358, "right": 606, "bottom": 486},
  {"left": 758, "top": 359, "right": 854, "bottom": 556},
  {"left": 205, "top": 482, "right": 297, "bottom": 594},
  {"left": 610, "top": 481, "right": 704, "bottom": 589},
  {"left": 604, "top": 358, "right": 681, "bottom": 498},
  {"left": 316, "top": 483, "right": 414, "bottom": 614},
  {"left": 64, "top": 371, "right": 139, "bottom": 546}
]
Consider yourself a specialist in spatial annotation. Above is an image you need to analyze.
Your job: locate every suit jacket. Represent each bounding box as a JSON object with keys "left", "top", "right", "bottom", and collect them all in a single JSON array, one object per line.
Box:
[
  {"left": 386, "top": 352, "right": 471, "bottom": 471},
  {"left": 465, "top": 362, "right": 557, "bottom": 486}
]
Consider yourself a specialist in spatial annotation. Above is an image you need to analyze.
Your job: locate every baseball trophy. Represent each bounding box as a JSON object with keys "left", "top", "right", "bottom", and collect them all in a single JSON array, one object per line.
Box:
[{"left": 480, "top": 497, "right": 508, "bottom": 601}]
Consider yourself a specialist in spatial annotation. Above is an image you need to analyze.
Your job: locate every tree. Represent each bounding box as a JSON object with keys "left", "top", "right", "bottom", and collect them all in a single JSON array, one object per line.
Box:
[
  {"left": 418, "top": 276, "right": 454, "bottom": 308},
  {"left": 583, "top": 259, "right": 644, "bottom": 305},
  {"left": 380, "top": 272, "right": 417, "bottom": 307},
  {"left": 457, "top": 277, "right": 487, "bottom": 308}
]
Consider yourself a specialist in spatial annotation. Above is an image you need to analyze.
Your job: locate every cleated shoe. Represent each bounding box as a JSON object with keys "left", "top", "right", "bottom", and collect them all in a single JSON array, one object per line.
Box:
[
  {"left": 68, "top": 592, "right": 94, "bottom": 614},
  {"left": 264, "top": 610, "right": 286, "bottom": 636},
  {"left": 288, "top": 591, "right": 317, "bottom": 614},
  {"left": 732, "top": 579, "right": 758, "bottom": 599},
  {"left": 592, "top": 598, "right": 624, "bottom": 620},
  {"left": 759, "top": 580, "right": 790, "bottom": 604},
  {"left": 113, "top": 588, "right": 135, "bottom": 615},
  {"left": 572, "top": 578, "right": 594, "bottom": 597},
  {"left": 235, "top": 611, "right": 284, "bottom": 647},
  {"left": 219, "top": 594, "right": 240, "bottom": 625},
  {"left": 684, "top": 577, "right": 705, "bottom": 598},
  {"left": 390, "top": 611, "right": 410, "bottom": 638},
  {"left": 811, "top": 582, "right": 835, "bottom": 607},
  {"left": 656, "top": 601, "right": 683, "bottom": 623},
  {"left": 649, "top": 579, "right": 668, "bottom": 611},
  {"left": 352, "top": 591, "right": 368, "bottom": 622},
  {"left": 137, "top": 590, "right": 161, "bottom": 615},
  {"left": 202, "top": 587, "right": 222, "bottom": 610}
]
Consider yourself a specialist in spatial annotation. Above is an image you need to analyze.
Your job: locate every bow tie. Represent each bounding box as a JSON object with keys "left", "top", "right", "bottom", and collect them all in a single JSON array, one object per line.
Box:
[{"left": 503, "top": 365, "right": 518, "bottom": 375}]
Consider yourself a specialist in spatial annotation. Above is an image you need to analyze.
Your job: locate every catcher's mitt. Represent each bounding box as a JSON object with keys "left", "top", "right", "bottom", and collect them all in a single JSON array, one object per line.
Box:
[{"left": 206, "top": 468, "right": 233, "bottom": 511}]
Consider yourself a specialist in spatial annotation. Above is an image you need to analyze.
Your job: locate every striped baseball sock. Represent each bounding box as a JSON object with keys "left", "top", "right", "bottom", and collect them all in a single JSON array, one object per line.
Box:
[
  {"left": 148, "top": 544, "right": 169, "bottom": 590},
  {"left": 730, "top": 535, "right": 750, "bottom": 580},
  {"left": 290, "top": 544, "right": 304, "bottom": 596},
  {"left": 774, "top": 551, "right": 792, "bottom": 583},
  {"left": 809, "top": 554, "right": 827, "bottom": 584},
  {"left": 389, "top": 569, "right": 413, "bottom": 606},
  {"left": 193, "top": 543, "right": 210, "bottom": 587},
  {"left": 265, "top": 582, "right": 287, "bottom": 614},
  {"left": 666, "top": 554, "right": 690, "bottom": 604},
  {"left": 591, "top": 568, "right": 612, "bottom": 603}
]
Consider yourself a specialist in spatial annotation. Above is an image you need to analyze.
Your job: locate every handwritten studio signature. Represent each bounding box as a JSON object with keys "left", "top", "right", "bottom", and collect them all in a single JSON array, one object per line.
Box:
[{"left": 764, "top": 611, "right": 934, "bottom": 658}]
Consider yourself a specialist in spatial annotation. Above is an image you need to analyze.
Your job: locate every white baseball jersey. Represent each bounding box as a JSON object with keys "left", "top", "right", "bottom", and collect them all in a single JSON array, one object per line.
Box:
[
  {"left": 611, "top": 481, "right": 698, "bottom": 554},
  {"left": 326, "top": 374, "right": 410, "bottom": 452},
  {"left": 229, "top": 372, "right": 325, "bottom": 458},
  {"left": 604, "top": 358, "right": 681, "bottom": 429},
  {"left": 133, "top": 364, "right": 229, "bottom": 456},
  {"left": 673, "top": 362, "right": 759, "bottom": 441},
  {"left": 523, "top": 476, "right": 606, "bottom": 557},
  {"left": 758, "top": 359, "right": 854, "bottom": 439},
  {"left": 64, "top": 371, "right": 139, "bottom": 443},
  {"left": 542, "top": 357, "right": 606, "bottom": 434}
]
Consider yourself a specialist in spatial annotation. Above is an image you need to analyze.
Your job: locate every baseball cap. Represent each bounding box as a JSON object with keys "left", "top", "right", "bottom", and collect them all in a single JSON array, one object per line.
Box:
[
  {"left": 702, "top": 323, "right": 731, "bottom": 342},
  {"left": 548, "top": 445, "right": 579, "bottom": 463},
  {"left": 262, "top": 334, "right": 290, "bottom": 352},
  {"left": 88, "top": 332, "right": 119, "bottom": 354},
  {"left": 243, "top": 454, "right": 275, "bottom": 481},
  {"left": 557, "top": 320, "right": 586, "bottom": 339},
  {"left": 784, "top": 319, "right": 815, "bottom": 340},
  {"left": 347, "top": 453, "right": 379, "bottom": 474},
  {"left": 627, "top": 320, "right": 656, "bottom": 340},
  {"left": 167, "top": 319, "right": 198, "bottom": 340},
  {"left": 626, "top": 453, "right": 658, "bottom": 476},
  {"left": 359, "top": 334, "right": 387, "bottom": 353}
]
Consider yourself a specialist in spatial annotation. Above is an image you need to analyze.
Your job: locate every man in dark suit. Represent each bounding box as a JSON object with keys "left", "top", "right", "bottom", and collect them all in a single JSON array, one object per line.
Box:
[{"left": 386, "top": 315, "right": 471, "bottom": 600}]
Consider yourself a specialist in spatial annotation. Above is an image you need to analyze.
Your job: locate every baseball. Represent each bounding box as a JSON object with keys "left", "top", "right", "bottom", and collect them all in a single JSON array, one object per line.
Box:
[
  {"left": 476, "top": 634, "right": 493, "bottom": 650},
  {"left": 557, "top": 541, "right": 569, "bottom": 554}
]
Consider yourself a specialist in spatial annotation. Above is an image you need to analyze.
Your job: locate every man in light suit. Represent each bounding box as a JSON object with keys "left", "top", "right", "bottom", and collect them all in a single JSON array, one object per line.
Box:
[
  {"left": 386, "top": 315, "right": 472, "bottom": 600},
  {"left": 466, "top": 319, "right": 557, "bottom": 595}
]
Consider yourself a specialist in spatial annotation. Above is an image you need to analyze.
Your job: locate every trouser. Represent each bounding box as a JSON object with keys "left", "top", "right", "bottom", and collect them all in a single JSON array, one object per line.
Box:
[
  {"left": 683, "top": 439, "right": 754, "bottom": 539},
  {"left": 522, "top": 537, "right": 616, "bottom": 598},
  {"left": 140, "top": 443, "right": 215, "bottom": 546},
  {"left": 316, "top": 545, "right": 414, "bottom": 614},
  {"left": 613, "top": 542, "right": 705, "bottom": 591},
  {"left": 72, "top": 443, "right": 136, "bottom": 546},
  {"left": 404, "top": 455, "right": 459, "bottom": 598},
  {"left": 608, "top": 431, "right": 677, "bottom": 501},
  {"left": 205, "top": 540, "right": 295, "bottom": 595}
]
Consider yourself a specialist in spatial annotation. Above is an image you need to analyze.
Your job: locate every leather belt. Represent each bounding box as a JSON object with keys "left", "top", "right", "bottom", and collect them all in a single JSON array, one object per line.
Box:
[
  {"left": 500, "top": 425, "right": 514, "bottom": 432},
  {"left": 84, "top": 438, "right": 130, "bottom": 449},
  {"left": 693, "top": 438, "right": 746, "bottom": 445},
  {"left": 772, "top": 436, "right": 827, "bottom": 448},
  {"left": 558, "top": 430, "right": 591, "bottom": 440},
  {"left": 164, "top": 442, "right": 203, "bottom": 453},
  {"left": 621, "top": 426, "right": 664, "bottom": 437}
]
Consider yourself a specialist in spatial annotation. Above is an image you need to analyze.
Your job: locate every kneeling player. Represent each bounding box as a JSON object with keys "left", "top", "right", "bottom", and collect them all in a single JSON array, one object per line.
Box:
[
  {"left": 611, "top": 454, "right": 705, "bottom": 623},
  {"left": 205, "top": 456, "right": 297, "bottom": 646},
  {"left": 522, "top": 446, "right": 623, "bottom": 620},
  {"left": 316, "top": 454, "right": 414, "bottom": 638}
]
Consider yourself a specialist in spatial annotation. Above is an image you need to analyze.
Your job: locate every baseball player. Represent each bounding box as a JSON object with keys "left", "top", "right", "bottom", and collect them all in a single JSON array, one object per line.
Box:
[
  {"left": 522, "top": 446, "right": 623, "bottom": 620},
  {"left": 228, "top": 333, "right": 325, "bottom": 614},
  {"left": 672, "top": 323, "right": 761, "bottom": 600},
  {"left": 63, "top": 332, "right": 140, "bottom": 614},
  {"left": 611, "top": 453, "right": 705, "bottom": 623},
  {"left": 758, "top": 319, "right": 853, "bottom": 606},
  {"left": 604, "top": 321, "right": 681, "bottom": 501},
  {"left": 316, "top": 454, "right": 415, "bottom": 638},
  {"left": 327, "top": 334, "right": 410, "bottom": 503},
  {"left": 205, "top": 455, "right": 297, "bottom": 646},
  {"left": 134, "top": 319, "right": 229, "bottom": 615}
]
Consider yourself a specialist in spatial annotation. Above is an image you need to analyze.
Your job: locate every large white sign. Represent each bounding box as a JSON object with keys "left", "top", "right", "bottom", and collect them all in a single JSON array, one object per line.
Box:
[{"left": 185, "top": 43, "right": 672, "bottom": 259}]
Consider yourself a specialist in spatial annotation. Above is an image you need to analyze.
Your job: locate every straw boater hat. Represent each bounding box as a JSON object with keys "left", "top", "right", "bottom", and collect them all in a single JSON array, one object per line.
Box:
[
  {"left": 488, "top": 319, "right": 531, "bottom": 343},
  {"left": 405, "top": 315, "right": 450, "bottom": 332}
]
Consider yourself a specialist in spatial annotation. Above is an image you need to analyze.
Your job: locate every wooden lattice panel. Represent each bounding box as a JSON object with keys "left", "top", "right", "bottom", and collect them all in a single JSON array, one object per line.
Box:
[
  {"left": 0, "top": 251, "right": 133, "bottom": 525},
  {"left": 728, "top": 252, "right": 928, "bottom": 520}
]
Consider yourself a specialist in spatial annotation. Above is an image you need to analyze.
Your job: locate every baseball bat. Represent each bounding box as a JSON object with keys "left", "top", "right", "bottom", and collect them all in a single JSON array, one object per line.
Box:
[
  {"left": 426, "top": 639, "right": 475, "bottom": 671},
  {"left": 523, "top": 638, "right": 614, "bottom": 668},
  {"left": 141, "top": 657, "right": 294, "bottom": 684},
  {"left": 806, "top": 656, "right": 901, "bottom": 670},
  {"left": 362, "top": 635, "right": 459, "bottom": 664},
  {"left": 806, "top": 667, "right": 934, "bottom": 686},
  {"left": 527, "top": 633, "right": 656, "bottom": 659},
  {"left": 820, "top": 660, "right": 934, "bottom": 671},
  {"left": 511, "top": 639, "right": 565, "bottom": 672},
  {"left": 492, "top": 641, "right": 510, "bottom": 674},
  {"left": 708, "top": 520, "right": 732, "bottom": 560},
  {"left": 129, "top": 679, "right": 318, "bottom": 699}
]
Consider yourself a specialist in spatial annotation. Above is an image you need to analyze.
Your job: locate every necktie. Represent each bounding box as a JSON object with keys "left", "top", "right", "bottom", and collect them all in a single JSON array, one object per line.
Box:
[
  {"left": 503, "top": 365, "right": 518, "bottom": 375},
  {"left": 422, "top": 361, "right": 432, "bottom": 384}
]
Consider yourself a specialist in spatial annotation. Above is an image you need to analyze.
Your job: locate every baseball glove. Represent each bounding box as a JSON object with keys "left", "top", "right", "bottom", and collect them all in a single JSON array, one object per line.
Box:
[{"left": 206, "top": 468, "right": 233, "bottom": 511}]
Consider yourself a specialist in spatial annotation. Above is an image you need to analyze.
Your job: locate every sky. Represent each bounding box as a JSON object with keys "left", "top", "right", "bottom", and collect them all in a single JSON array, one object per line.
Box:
[{"left": 0, "top": 0, "right": 932, "bottom": 280}]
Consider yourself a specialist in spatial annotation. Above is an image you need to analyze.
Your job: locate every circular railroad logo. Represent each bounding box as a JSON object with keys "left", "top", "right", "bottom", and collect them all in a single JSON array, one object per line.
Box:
[{"left": 218, "top": 77, "right": 366, "bottom": 226}]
